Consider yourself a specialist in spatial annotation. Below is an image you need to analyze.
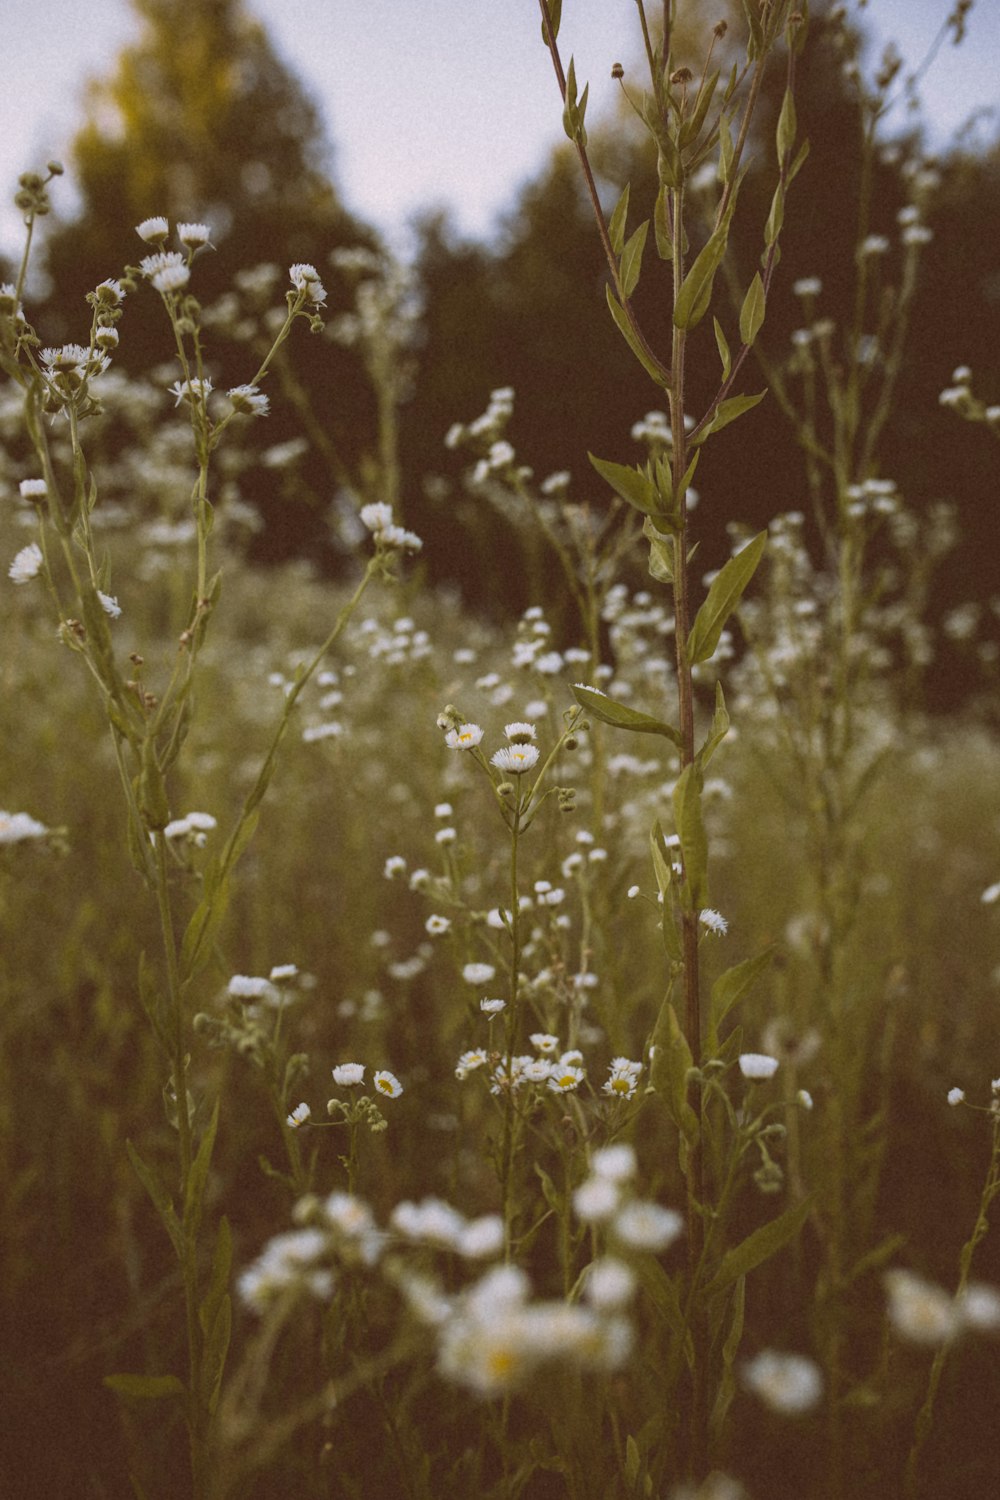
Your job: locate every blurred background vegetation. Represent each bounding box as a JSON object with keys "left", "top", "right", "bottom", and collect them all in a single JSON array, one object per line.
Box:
[
  {"left": 2, "top": 2, "right": 1000, "bottom": 1496},
  {"left": 2, "top": 0, "right": 997, "bottom": 709}
]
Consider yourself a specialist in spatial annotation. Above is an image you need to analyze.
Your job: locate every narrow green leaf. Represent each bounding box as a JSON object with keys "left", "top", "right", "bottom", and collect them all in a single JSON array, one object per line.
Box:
[
  {"left": 698, "top": 390, "right": 767, "bottom": 443},
  {"left": 608, "top": 182, "right": 630, "bottom": 256},
  {"left": 741, "top": 0, "right": 764, "bottom": 56},
  {"left": 656, "top": 134, "right": 682, "bottom": 191},
  {"left": 625, "top": 1434, "right": 642, "bottom": 1490},
  {"left": 710, "top": 1278, "right": 746, "bottom": 1448},
  {"left": 126, "top": 1139, "right": 183, "bottom": 1259},
  {"left": 673, "top": 222, "right": 729, "bottom": 330},
  {"left": 654, "top": 185, "right": 673, "bottom": 260},
  {"left": 200, "top": 1216, "right": 233, "bottom": 1336},
  {"left": 788, "top": 137, "right": 811, "bottom": 184},
  {"left": 776, "top": 87, "right": 797, "bottom": 161},
  {"left": 718, "top": 114, "right": 734, "bottom": 183},
  {"left": 765, "top": 182, "right": 785, "bottom": 245},
  {"left": 649, "top": 821, "right": 682, "bottom": 963},
  {"left": 713, "top": 316, "right": 731, "bottom": 381},
  {"left": 541, "top": 0, "right": 562, "bottom": 43},
  {"left": 606, "top": 287, "right": 669, "bottom": 387},
  {"left": 643, "top": 517, "right": 675, "bottom": 584},
  {"left": 620, "top": 220, "right": 649, "bottom": 300},
  {"left": 104, "top": 1373, "right": 187, "bottom": 1401},
  {"left": 681, "top": 68, "right": 719, "bottom": 148},
  {"left": 634, "top": 1258, "right": 692, "bottom": 1353},
  {"left": 673, "top": 764, "right": 708, "bottom": 910},
  {"left": 202, "top": 1295, "right": 232, "bottom": 1415},
  {"left": 739, "top": 271, "right": 765, "bottom": 348},
  {"left": 699, "top": 681, "right": 730, "bottom": 769},
  {"left": 708, "top": 948, "right": 774, "bottom": 1054},
  {"left": 571, "top": 683, "right": 683, "bottom": 747},
  {"left": 184, "top": 1099, "right": 220, "bottom": 1245},
  {"left": 650, "top": 998, "right": 700, "bottom": 1145},
  {"left": 686, "top": 530, "right": 766, "bottom": 666},
  {"left": 702, "top": 1194, "right": 814, "bottom": 1299},
  {"left": 588, "top": 452, "right": 657, "bottom": 515},
  {"left": 137, "top": 951, "right": 171, "bottom": 1054}
]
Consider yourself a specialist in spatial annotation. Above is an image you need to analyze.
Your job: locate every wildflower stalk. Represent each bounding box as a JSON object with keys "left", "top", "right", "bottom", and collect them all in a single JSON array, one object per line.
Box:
[
  {"left": 500, "top": 793, "right": 524, "bottom": 1258},
  {"left": 904, "top": 1108, "right": 1000, "bottom": 1497}
]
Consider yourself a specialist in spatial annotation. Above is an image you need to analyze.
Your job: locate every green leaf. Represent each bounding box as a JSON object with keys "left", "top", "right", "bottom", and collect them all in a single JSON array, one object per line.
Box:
[
  {"left": 199, "top": 1215, "right": 233, "bottom": 1337},
  {"left": 137, "top": 950, "right": 171, "bottom": 1054},
  {"left": 650, "top": 821, "right": 682, "bottom": 963},
  {"left": 571, "top": 683, "right": 682, "bottom": 747},
  {"left": 606, "top": 286, "right": 669, "bottom": 387},
  {"left": 104, "top": 1373, "right": 187, "bottom": 1402},
  {"left": 686, "top": 530, "right": 766, "bottom": 666},
  {"left": 184, "top": 1099, "right": 220, "bottom": 1245},
  {"left": 634, "top": 1257, "right": 692, "bottom": 1353},
  {"left": 739, "top": 272, "right": 765, "bottom": 348},
  {"left": 741, "top": 0, "right": 764, "bottom": 56},
  {"left": 654, "top": 185, "right": 673, "bottom": 260},
  {"left": 656, "top": 134, "right": 682, "bottom": 191},
  {"left": 776, "top": 87, "right": 797, "bottom": 161},
  {"left": 620, "top": 220, "right": 649, "bottom": 300},
  {"left": 673, "top": 222, "right": 728, "bottom": 330},
  {"left": 650, "top": 998, "right": 700, "bottom": 1145},
  {"left": 710, "top": 1278, "right": 746, "bottom": 1448},
  {"left": 702, "top": 1194, "right": 814, "bottom": 1299},
  {"left": 681, "top": 68, "right": 719, "bottom": 148},
  {"left": 126, "top": 1139, "right": 183, "bottom": 1260},
  {"left": 698, "top": 390, "right": 767, "bottom": 443},
  {"left": 788, "top": 137, "right": 810, "bottom": 184},
  {"left": 643, "top": 517, "right": 675, "bottom": 584},
  {"left": 699, "top": 681, "right": 730, "bottom": 769},
  {"left": 588, "top": 452, "right": 657, "bottom": 515},
  {"left": 673, "top": 763, "right": 707, "bottom": 910},
  {"left": 713, "top": 316, "right": 731, "bottom": 381},
  {"left": 541, "top": 0, "right": 562, "bottom": 43},
  {"left": 202, "top": 1294, "right": 232, "bottom": 1415},
  {"left": 765, "top": 182, "right": 785, "bottom": 246},
  {"left": 708, "top": 947, "right": 774, "bottom": 1054},
  {"left": 608, "top": 182, "right": 630, "bottom": 256}
]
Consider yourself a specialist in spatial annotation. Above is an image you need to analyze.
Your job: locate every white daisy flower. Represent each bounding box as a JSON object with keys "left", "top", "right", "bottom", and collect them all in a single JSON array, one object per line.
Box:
[
  {"left": 463, "top": 962, "right": 496, "bottom": 985},
  {"left": 332, "top": 1063, "right": 365, "bottom": 1087},
  {"left": 490, "top": 744, "right": 540, "bottom": 775},
  {"left": 739, "top": 1053, "right": 780, "bottom": 1081},
  {"left": 445, "top": 723, "right": 484, "bottom": 750},
  {"left": 373, "top": 1070, "right": 403, "bottom": 1099},
  {"left": 8, "top": 543, "right": 43, "bottom": 584},
  {"left": 286, "top": 1103, "right": 311, "bottom": 1129}
]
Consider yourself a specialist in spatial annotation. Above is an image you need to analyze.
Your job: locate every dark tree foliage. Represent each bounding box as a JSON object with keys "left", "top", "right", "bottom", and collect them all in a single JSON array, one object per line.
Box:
[
  {"left": 38, "top": 0, "right": 380, "bottom": 560},
  {"left": 403, "top": 4, "right": 1000, "bottom": 706}
]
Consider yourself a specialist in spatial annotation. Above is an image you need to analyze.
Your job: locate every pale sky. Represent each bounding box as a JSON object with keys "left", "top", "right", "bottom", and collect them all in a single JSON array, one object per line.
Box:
[{"left": 1, "top": 0, "right": 998, "bottom": 263}]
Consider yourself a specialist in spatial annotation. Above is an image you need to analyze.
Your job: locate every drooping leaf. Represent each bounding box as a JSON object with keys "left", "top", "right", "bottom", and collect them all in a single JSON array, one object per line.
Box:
[
  {"left": 686, "top": 530, "right": 767, "bottom": 666},
  {"left": 588, "top": 452, "right": 657, "bottom": 515},
  {"left": 608, "top": 182, "right": 630, "bottom": 256},
  {"left": 713, "top": 316, "right": 731, "bottom": 381},
  {"left": 707, "top": 947, "right": 774, "bottom": 1053},
  {"left": 699, "top": 681, "right": 730, "bottom": 768},
  {"left": 606, "top": 286, "right": 669, "bottom": 387},
  {"left": 571, "top": 683, "right": 682, "bottom": 747},
  {"left": 650, "top": 997, "right": 700, "bottom": 1145},
  {"left": 697, "top": 390, "right": 767, "bottom": 444},
  {"left": 673, "top": 763, "right": 708, "bottom": 910},
  {"left": 620, "top": 219, "right": 649, "bottom": 300},
  {"left": 702, "top": 1194, "right": 815, "bottom": 1299},
  {"left": 126, "top": 1139, "right": 183, "bottom": 1259},
  {"left": 739, "top": 271, "right": 766, "bottom": 347},
  {"left": 643, "top": 517, "right": 675, "bottom": 583}
]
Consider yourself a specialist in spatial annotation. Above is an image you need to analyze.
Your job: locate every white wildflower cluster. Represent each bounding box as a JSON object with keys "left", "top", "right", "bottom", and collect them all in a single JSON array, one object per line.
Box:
[
  {"left": 288, "top": 261, "right": 327, "bottom": 307},
  {"left": 884, "top": 1268, "right": 1000, "bottom": 1345},
  {"left": 391, "top": 1197, "right": 504, "bottom": 1259},
  {"left": 358, "top": 613, "right": 432, "bottom": 666},
  {"left": 444, "top": 388, "right": 518, "bottom": 486},
  {"left": 630, "top": 409, "right": 694, "bottom": 448},
  {"left": 433, "top": 1261, "right": 632, "bottom": 1396},
  {"left": 359, "top": 501, "right": 422, "bottom": 553},
  {"left": 742, "top": 1350, "right": 823, "bottom": 1414},
  {"left": 602, "top": 1056, "right": 643, "bottom": 1099},
  {"left": 163, "top": 810, "right": 217, "bottom": 844},
  {"left": 237, "top": 1227, "right": 334, "bottom": 1311},
  {"left": 330, "top": 1061, "right": 403, "bottom": 1099},
  {"left": 573, "top": 1144, "right": 684, "bottom": 1257},
  {"left": 8, "top": 542, "right": 43, "bottom": 584},
  {"left": 0, "top": 810, "right": 49, "bottom": 845}
]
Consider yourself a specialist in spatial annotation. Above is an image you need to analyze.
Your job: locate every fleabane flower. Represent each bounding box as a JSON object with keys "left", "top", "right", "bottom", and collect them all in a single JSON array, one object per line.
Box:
[
  {"left": 547, "top": 1064, "right": 585, "bottom": 1093},
  {"left": 504, "top": 721, "right": 537, "bottom": 743},
  {"left": 169, "top": 377, "right": 213, "bottom": 407},
  {"left": 445, "top": 723, "right": 484, "bottom": 750},
  {"left": 373, "top": 1069, "right": 403, "bottom": 1099},
  {"left": 140, "top": 251, "right": 190, "bottom": 293},
  {"left": 613, "top": 1201, "right": 684, "bottom": 1253},
  {"left": 227, "top": 384, "right": 270, "bottom": 417},
  {"left": 491, "top": 744, "right": 540, "bottom": 775},
  {"left": 135, "top": 216, "right": 169, "bottom": 243},
  {"left": 177, "top": 221, "right": 212, "bottom": 250},
  {"left": 0, "top": 810, "right": 49, "bottom": 844},
  {"left": 884, "top": 1269, "right": 959, "bottom": 1345},
  {"left": 8, "top": 543, "right": 43, "bottom": 584},
  {"left": 19, "top": 479, "right": 47, "bottom": 499},
  {"left": 286, "top": 1103, "right": 311, "bottom": 1129},
  {"left": 425, "top": 914, "right": 451, "bottom": 936},
  {"left": 742, "top": 1350, "right": 823, "bottom": 1414},
  {"left": 739, "top": 1053, "right": 780, "bottom": 1081},
  {"left": 480, "top": 997, "right": 506, "bottom": 1016},
  {"left": 463, "top": 962, "right": 496, "bottom": 985},
  {"left": 289, "top": 262, "right": 327, "bottom": 305},
  {"left": 699, "top": 908, "right": 729, "bottom": 935},
  {"left": 332, "top": 1062, "right": 365, "bottom": 1088},
  {"left": 98, "top": 591, "right": 122, "bottom": 620}
]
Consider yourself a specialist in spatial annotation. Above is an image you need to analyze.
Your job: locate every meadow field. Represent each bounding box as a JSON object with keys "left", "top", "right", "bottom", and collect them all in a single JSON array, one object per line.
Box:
[{"left": 3, "top": 3, "right": 1000, "bottom": 1498}]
